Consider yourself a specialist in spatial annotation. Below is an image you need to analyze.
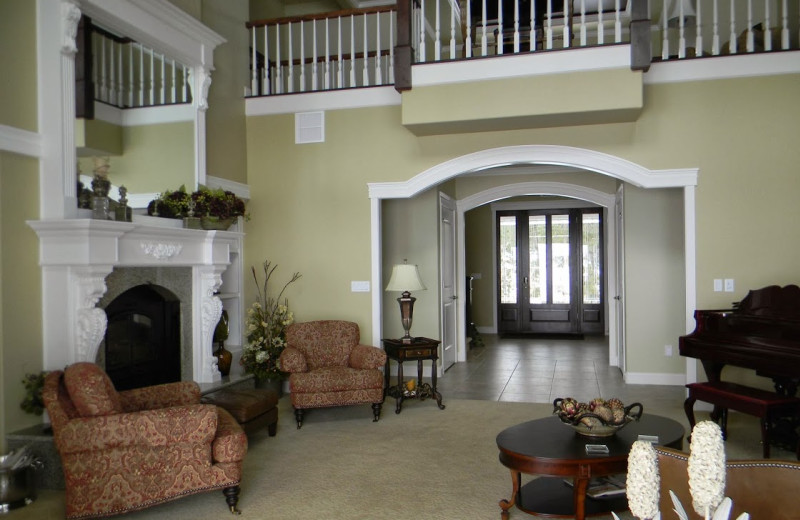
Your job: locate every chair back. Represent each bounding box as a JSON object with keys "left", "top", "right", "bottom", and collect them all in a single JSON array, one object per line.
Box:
[
  {"left": 42, "top": 371, "right": 78, "bottom": 433},
  {"left": 286, "top": 320, "right": 359, "bottom": 370}
]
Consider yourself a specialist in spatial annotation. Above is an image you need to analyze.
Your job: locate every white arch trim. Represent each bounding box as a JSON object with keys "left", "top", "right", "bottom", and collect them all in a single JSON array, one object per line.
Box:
[{"left": 368, "top": 145, "right": 698, "bottom": 200}]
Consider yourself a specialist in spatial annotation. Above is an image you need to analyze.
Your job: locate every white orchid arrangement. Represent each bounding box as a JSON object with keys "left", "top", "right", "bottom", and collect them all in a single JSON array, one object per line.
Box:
[{"left": 612, "top": 421, "right": 749, "bottom": 520}]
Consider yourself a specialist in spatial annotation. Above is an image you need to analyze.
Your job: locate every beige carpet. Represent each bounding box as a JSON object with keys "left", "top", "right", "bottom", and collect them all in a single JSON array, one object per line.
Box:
[{"left": 11, "top": 397, "right": 796, "bottom": 519}]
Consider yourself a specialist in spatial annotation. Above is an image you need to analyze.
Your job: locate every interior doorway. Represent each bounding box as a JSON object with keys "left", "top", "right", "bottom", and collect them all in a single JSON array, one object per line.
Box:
[{"left": 497, "top": 207, "right": 604, "bottom": 335}]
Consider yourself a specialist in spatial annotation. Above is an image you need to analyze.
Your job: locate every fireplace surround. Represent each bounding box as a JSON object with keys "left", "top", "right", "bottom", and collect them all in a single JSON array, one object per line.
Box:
[{"left": 28, "top": 216, "right": 243, "bottom": 384}]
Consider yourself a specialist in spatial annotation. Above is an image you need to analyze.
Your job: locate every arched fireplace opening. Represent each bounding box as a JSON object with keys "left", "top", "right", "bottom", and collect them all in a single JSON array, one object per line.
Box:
[{"left": 103, "top": 284, "right": 181, "bottom": 391}]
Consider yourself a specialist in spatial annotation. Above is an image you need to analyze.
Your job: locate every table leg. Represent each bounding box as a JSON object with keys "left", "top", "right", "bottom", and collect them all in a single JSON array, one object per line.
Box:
[
  {"left": 417, "top": 359, "right": 424, "bottom": 400},
  {"left": 572, "top": 476, "right": 589, "bottom": 520},
  {"left": 395, "top": 362, "right": 404, "bottom": 414},
  {"left": 431, "top": 357, "right": 445, "bottom": 409},
  {"left": 499, "top": 469, "right": 520, "bottom": 520}
]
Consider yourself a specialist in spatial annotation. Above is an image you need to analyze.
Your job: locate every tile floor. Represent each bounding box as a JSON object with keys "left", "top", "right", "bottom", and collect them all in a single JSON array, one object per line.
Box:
[{"left": 436, "top": 333, "right": 687, "bottom": 412}]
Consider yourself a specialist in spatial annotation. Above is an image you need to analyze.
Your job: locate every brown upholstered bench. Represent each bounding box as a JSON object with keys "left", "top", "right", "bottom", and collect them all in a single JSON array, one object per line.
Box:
[
  {"left": 685, "top": 381, "right": 800, "bottom": 458},
  {"left": 202, "top": 388, "right": 279, "bottom": 436}
]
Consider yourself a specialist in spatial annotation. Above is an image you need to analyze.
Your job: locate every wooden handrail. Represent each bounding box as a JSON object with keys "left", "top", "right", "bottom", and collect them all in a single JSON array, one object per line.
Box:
[
  {"left": 247, "top": 5, "right": 396, "bottom": 29},
  {"left": 269, "top": 49, "right": 392, "bottom": 68}
]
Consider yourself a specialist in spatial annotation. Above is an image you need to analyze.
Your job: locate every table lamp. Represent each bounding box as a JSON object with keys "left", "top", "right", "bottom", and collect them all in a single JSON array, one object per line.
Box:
[{"left": 385, "top": 262, "right": 426, "bottom": 343}]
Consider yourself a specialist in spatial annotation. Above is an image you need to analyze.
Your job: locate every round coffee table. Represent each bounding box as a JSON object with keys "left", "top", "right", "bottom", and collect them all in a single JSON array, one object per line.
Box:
[{"left": 496, "top": 414, "right": 684, "bottom": 519}]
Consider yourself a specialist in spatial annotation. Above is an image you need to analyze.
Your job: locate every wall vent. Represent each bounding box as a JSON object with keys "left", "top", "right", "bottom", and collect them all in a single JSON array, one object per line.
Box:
[{"left": 295, "top": 111, "right": 325, "bottom": 144}]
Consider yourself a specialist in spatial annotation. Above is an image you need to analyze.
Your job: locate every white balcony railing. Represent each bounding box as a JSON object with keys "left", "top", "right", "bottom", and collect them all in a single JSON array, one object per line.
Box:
[{"left": 245, "top": 1, "right": 800, "bottom": 97}]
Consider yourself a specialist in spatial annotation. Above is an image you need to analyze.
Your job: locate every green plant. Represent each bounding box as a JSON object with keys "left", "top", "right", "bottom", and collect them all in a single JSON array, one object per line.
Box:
[
  {"left": 147, "top": 185, "right": 248, "bottom": 220},
  {"left": 20, "top": 371, "right": 49, "bottom": 416},
  {"left": 240, "top": 261, "right": 301, "bottom": 381}
]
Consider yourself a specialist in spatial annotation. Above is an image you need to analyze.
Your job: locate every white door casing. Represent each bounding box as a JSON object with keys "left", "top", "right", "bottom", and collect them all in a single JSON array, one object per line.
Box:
[{"left": 440, "top": 194, "right": 457, "bottom": 372}]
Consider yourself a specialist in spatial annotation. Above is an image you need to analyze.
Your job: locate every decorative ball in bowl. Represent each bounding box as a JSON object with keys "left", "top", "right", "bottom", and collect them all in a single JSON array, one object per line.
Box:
[{"left": 553, "top": 397, "right": 643, "bottom": 438}]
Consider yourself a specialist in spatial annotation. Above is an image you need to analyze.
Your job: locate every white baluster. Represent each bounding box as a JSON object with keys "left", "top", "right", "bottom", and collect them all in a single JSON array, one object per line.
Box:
[
  {"left": 109, "top": 41, "right": 117, "bottom": 106},
  {"left": 712, "top": 0, "right": 720, "bottom": 55},
  {"left": 350, "top": 15, "right": 356, "bottom": 86},
  {"left": 288, "top": 23, "right": 294, "bottom": 93},
  {"left": 579, "top": 0, "right": 586, "bottom": 47},
  {"left": 695, "top": 1, "right": 703, "bottom": 58},
  {"left": 481, "top": 0, "right": 488, "bottom": 56},
  {"left": 117, "top": 44, "right": 123, "bottom": 106},
  {"left": 149, "top": 48, "right": 155, "bottom": 105},
  {"left": 376, "top": 12, "right": 383, "bottom": 85},
  {"left": 419, "top": 0, "right": 427, "bottom": 61},
  {"left": 182, "top": 66, "right": 189, "bottom": 103},
  {"left": 435, "top": 0, "right": 441, "bottom": 60},
  {"left": 746, "top": 0, "right": 754, "bottom": 52},
  {"left": 678, "top": 0, "right": 686, "bottom": 58},
  {"left": 139, "top": 45, "right": 144, "bottom": 106},
  {"left": 729, "top": 0, "right": 737, "bottom": 54},
  {"left": 101, "top": 37, "right": 108, "bottom": 102},
  {"left": 363, "top": 13, "right": 369, "bottom": 86},
  {"left": 160, "top": 53, "right": 165, "bottom": 105},
  {"left": 498, "top": 0, "right": 504, "bottom": 54},
  {"left": 312, "top": 20, "right": 318, "bottom": 91},
  {"left": 546, "top": 0, "right": 553, "bottom": 50},
  {"left": 764, "top": 0, "right": 772, "bottom": 51},
  {"left": 450, "top": 0, "right": 457, "bottom": 58},
  {"left": 128, "top": 44, "right": 133, "bottom": 107},
  {"left": 530, "top": 0, "right": 536, "bottom": 51},
  {"left": 325, "top": 19, "right": 330, "bottom": 90},
  {"left": 264, "top": 26, "right": 270, "bottom": 95},
  {"left": 662, "top": 0, "right": 670, "bottom": 59},
  {"left": 466, "top": 0, "right": 473, "bottom": 57},
  {"left": 276, "top": 24, "right": 282, "bottom": 94},
  {"left": 614, "top": 0, "right": 622, "bottom": 43},
  {"left": 338, "top": 17, "right": 343, "bottom": 89},
  {"left": 389, "top": 11, "right": 395, "bottom": 83},
  {"left": 251, "top": 27, "right": 257, "bottom": 95},
  {"left": 300, "top": 21, "right": 305, "bottom": 92},
  {"left": 595, "top": 0, "right": 603, "bottom": 46},
  {"left": 781, "top": 0, "right": 789, "bottom": 50},
  {"left": 513, "top": 0, "right": 520, "bottom": 53}
]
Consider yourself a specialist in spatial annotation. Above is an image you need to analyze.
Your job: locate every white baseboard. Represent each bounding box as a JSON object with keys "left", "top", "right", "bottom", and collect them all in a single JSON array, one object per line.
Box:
[{"left": 624, "top": 372, "right": 686, "bottom": 386}]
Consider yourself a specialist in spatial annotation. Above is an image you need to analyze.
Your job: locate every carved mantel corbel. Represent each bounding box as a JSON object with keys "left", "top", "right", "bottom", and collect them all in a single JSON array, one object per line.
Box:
[
  {"left": 188, "top": 67, "right": 213, "bottom": 112},
  {"left": 198, "top": 266, "right": 225, "bottom": 381},
  {"left": 72, "top": 265, "right": 112, "bottom": 362},
  {"left": 61, "top": 1, "right": 82, "bottom": 56}
]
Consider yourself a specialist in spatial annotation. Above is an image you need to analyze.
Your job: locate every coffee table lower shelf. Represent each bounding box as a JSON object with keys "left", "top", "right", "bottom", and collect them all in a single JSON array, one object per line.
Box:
[{"left": 517, "top": 477, "right": 627, "bottom": 517}]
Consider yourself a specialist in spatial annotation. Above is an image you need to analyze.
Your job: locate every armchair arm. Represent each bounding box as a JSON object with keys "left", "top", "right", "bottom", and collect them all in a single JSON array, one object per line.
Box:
[
  {"left": 119, "top": 381, "right": 201, "bottom": 412},
  {"left": 349, "top": 344, "right": 387, "bottom": 370},
  {"left": 55, "top": 403, "right": 217, "bottom": 454},
  {"left": 280, "top": 346, "right": 308, "bottom": 373}
]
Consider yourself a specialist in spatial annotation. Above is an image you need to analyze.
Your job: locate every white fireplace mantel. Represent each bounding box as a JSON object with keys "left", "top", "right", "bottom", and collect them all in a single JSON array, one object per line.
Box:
[{"left": 28, "top": 217, "right": 243, "bottom": 383}]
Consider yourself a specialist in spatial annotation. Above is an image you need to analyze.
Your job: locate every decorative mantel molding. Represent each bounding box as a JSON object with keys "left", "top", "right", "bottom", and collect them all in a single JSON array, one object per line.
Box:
[{"left": 28, "top": 218, "right": 243, "bottom": 383}]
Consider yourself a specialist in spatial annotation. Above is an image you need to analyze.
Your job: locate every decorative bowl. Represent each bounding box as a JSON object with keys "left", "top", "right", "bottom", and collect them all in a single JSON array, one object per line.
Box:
[{"left": 553, "top": 397, "right": 643, "bottom": 438}]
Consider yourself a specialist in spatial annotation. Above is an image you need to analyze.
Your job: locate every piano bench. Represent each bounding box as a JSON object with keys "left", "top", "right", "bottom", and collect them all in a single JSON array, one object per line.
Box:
[{"left": 685, "top": 382, "right": 800, "bottom": 458}]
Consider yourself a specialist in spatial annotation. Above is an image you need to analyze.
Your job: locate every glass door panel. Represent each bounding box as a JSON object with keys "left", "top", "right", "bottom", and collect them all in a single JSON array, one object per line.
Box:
[
  {"left": 528, "top": 215, "right": 547, "bottom": 304},
  {"left": 551, "top": 214, "right": 571, "bottom": 305},
  {"left": 582, "top": 213, "right": 601, "bottom": 305},
  {"left": 499, "top": 215, "right": 517, "bottom": 304}
]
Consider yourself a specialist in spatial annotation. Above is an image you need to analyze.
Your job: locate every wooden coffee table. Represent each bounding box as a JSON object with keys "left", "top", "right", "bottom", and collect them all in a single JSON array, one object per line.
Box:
[{"left": 496, "top": 414, "right": 684, "bottom": 519}]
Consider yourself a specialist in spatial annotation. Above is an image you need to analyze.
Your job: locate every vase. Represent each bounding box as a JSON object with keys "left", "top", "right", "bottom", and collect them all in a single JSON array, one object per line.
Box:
[
  {"left": 254, "top": 377, "right": 283, "bottom": 397},
  {"left": 214, "top": 342, "right": 232, "bottom": 376}
]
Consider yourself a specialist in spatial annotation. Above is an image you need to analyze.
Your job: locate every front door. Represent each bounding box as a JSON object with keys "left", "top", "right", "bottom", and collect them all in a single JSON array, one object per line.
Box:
[{"left": 497, "top": 208, "right": 603, "bottom": 335}]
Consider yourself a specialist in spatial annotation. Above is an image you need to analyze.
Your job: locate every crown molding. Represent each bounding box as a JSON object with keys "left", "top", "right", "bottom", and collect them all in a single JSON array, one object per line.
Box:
[{"left": 0, "top": 124, "right": 43, "bottom": 158}]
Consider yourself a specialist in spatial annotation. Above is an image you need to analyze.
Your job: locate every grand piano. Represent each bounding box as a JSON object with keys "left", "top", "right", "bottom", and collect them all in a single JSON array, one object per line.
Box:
[{"left": 679, "top": 284, "right": 800, "bottom": 396}]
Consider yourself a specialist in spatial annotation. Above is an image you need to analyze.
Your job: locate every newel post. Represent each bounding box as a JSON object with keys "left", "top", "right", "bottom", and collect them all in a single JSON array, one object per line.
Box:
[
  {"left": 394, "top": 0, "right": 412, "bottom": 91},
  {"left": 629, "top": 0, "right": 651, "bottom": 72}
]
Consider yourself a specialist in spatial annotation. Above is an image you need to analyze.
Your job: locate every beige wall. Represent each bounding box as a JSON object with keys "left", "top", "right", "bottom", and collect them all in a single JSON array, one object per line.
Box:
[
  {"left": 0, "top": 153, "right": 43, "bottom": 448},
  {"left": 464, "top": 204, "right": 494, "bottom": 329},
  {"left": 0, "top": 0, "right": 37, "bottom": 131},
  {"left": 245, "top": 73, "right": 800, "bottom": 382}
]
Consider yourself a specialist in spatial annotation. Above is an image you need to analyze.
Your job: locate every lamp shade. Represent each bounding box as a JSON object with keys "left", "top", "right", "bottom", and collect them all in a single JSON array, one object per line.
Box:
[
  {"left": 664, "top": 0, "right": 696, "bottom": 27},
  {"left": 385, "top": 264, "right": 426, "bottom": 292}
]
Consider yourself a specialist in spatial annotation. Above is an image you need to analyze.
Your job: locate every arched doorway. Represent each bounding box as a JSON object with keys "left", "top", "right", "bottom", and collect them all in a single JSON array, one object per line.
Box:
[{"left": 369, "top": 145, "right": 698, "bottom": 383}]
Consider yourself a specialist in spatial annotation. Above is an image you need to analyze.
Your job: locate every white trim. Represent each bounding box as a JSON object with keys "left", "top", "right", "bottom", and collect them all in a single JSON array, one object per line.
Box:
[
  {"left": 369, "top": 146, "right": 697, "bottom": 200},
  {"left": 246, "top": 87, "right": 401, "bottom": 116},
  {"left": 93, "top": 103, "right": 195, "bottom": 127},
  {"left": 0, "top": 124, "right": 44, "bottom": 158},
  {"left": 206, "top": 175, "right": 251, "bottom": 200},
  {"left": 624, "top": 371, "right": 686, "bottom": 386},
  {"left": 413, "top": 45, "right": 633, "bottom": 87},
  {"left": 645, "top": 51, "right": 800, "bottom": 85},
  {"left": 370, "top": 197, "right": 383, "bottom": 348},
  {"left": 684, "top": 185, "right": 698, "bottom": 385}
]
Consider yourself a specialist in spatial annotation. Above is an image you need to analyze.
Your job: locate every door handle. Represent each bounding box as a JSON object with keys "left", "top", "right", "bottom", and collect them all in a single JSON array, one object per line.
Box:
[
  {"left": 451, "top": 295, "right": 458, "bottom": 300},
  {"left": 523, "top": 276, "right": 529, "bottom": 288},
  {"left": 614, "top": 295, "right": 621, "bottom": 300}
]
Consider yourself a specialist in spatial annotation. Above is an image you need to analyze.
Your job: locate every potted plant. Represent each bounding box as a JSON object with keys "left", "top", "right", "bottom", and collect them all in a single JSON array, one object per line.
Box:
[
  {"left": 240, "top": 261, "right": 301, "bottom": 393},
  {"left": 147, "top": 185, "right": 248, "bottom": 230}
]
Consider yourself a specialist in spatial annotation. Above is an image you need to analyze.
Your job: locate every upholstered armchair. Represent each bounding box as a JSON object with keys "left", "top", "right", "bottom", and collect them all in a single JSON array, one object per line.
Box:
[
  {"left": 279, "top": 320, "right": 386, "bottom": 428},
  {"left": 42, "top": 362, "right": 247, "bottom": 519}
]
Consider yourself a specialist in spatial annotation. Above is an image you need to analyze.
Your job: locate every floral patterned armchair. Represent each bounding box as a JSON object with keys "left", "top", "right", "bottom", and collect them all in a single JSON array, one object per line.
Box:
[
  {"left": 279, "top": 320, "right": 386, "bottom": 428},
  {"left": 42, "top": 362, "right": 247, "bottom": 519}
]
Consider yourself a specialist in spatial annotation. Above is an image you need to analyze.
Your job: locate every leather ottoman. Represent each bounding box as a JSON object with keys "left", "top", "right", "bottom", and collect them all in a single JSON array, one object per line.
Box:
[{"left": 202, "top": 388, "right": 279, "bottom": 436}]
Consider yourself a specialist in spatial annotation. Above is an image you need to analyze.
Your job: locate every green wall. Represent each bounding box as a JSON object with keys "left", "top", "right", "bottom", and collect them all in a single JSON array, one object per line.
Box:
[
  {"left": 0, "top": 0, "right": 37, "bottom": 130},
  {"left": 0, "top": 153, "right": 43, "bottom": 448},
  {"left": 245, "top": 73, "right": 800, "bottom": 381}
]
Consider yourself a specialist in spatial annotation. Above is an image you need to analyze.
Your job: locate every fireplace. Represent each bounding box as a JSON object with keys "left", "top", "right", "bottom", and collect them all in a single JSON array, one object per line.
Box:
[{"left": 28, "top": 217, "right": 244, "bottom": 384}]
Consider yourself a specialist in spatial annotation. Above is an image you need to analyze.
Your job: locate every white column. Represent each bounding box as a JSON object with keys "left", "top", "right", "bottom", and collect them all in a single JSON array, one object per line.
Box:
[{"left": 195, "top": 266, "right": 225, "bottom": 383}]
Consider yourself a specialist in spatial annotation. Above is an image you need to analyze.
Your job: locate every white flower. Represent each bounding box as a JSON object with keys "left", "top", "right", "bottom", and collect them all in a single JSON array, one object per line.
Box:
[
  {"left": 688, "top": 421, "right": 726, "bottom": 519},
  {"left": 626, "top": 440, "right": 660, "bottom": 519}
]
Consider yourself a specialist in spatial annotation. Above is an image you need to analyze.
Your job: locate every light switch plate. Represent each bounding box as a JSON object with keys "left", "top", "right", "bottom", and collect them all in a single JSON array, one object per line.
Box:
[
  {"left": 351, "top": 281, "right": 370, "bottom": 292},
  {"left": 713, "top": 279, "right": 722, "bottom": 292},
  {"left": 724, "top": 279, "right": 735, "bottom": 292}
]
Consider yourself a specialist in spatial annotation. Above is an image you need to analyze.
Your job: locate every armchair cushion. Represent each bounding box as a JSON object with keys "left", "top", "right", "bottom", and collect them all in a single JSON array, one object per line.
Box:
[
  {"left": 287, "top": 320, "right": 360, "bottom": 369},
  {"left": 280, "top": 346, "right": 308, "bottom": 373},
  {"left": 349, "top": 344, "right": 387, "bottom": 370},
  {"left": 64, "top": 362, "right": 122, "bottom": 417},
  {"left": 291, "top": 366, "right": 384, "bottom": 393}
]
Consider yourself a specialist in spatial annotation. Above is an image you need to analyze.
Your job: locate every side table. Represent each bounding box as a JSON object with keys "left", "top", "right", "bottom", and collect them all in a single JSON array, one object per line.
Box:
[{"left": 383, "top": 337, "right": 446, "bottom": 413}]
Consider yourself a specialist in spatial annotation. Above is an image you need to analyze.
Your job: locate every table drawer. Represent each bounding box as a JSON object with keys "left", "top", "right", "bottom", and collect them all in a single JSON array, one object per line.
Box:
[{"left": 404, "top": 348, "right": 435, "bottom": 358}]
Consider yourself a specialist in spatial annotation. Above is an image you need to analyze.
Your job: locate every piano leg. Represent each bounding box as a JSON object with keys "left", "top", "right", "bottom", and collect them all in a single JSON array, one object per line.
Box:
[{"left": 683, "top": 395, "right": 697, "bottom": 441}]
